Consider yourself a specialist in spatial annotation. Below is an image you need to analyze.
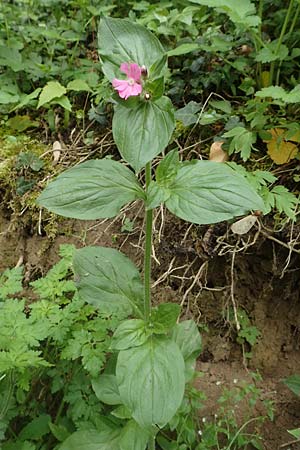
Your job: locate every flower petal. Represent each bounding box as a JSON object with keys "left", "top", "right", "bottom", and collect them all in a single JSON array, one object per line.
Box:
[
  {"left": 128, "top": 63, "right": 142, "bottom": 82},
  {"left": 120, "top": 63, "right": 131, "bottom": 77},
  {"left": 130, "top": 83, "right": 142, "bottom": 96}
]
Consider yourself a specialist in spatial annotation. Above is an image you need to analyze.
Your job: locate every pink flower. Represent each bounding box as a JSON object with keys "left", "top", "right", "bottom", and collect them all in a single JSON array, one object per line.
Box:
[{"left": 112, "top": 63, "right": 143, "bottom": 100}]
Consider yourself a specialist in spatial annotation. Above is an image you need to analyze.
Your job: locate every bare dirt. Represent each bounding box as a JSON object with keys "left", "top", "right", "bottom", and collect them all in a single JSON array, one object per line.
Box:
[{"left": 1, "top": 207, "right": 300, "bottom": 450}]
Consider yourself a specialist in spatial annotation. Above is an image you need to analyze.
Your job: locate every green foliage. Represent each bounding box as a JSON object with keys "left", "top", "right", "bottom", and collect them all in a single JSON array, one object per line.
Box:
[
  {"left": 112, "top": 96, "right": 175, "bottom": 173},
  {"left": 73, "top": 246, "right": 144, "bottom": 317},
  {"left": 38, "top": 159, "right": 145, "bottom": 219},
  {"left": 116, "top": 336, "right": 185, "bottom": 429},
  {"left": 0, "top": 266, "right": 23, "bottom": 301}
]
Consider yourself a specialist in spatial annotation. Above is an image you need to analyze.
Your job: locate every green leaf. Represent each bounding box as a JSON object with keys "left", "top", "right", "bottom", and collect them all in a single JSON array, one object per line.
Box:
[
  {"left": 92, "top": 374, "right": 121, "bottom": 405},
  {"left": 53, "top": 95, "right": 72, "bottom": 111},
  {"left": 156, "top": 150, "right": 180, "bottom": 184},
  {"left": 19, "top": 415, "right": 51, "bottom": 441},
  {"left": 172, "top": 320, "right": 202, "bottom": 361},
  {"left": 98, "top": 17, "right": 164, "bottom": 81},
  {"left": 144, "top": 77, "right": 164, "bottom": 101},
  {"left": 113, "top": 97, "right": 175, "bottom": 173},
  {"left": 150, "top": 303, "right": 181, "bottom": 333},
  {"left": 67, "top": 79, "right": 91, "bottom": 92},
  {"left": 48, "top": 422, "right": 70, "bottom": 442},
  {"left": 119, "top": 420, "right": 149, "bottom": 450},
  {"left": 37, "top": 81, "right": 66, "bottom": 108},
  {"left": 209, "top": 99, "right": 232, "bottom": 114},
  {"left": 164, "top": 161, "right": 265, "bottom": 224},
  {"left": 175, "top": 101, "right": 201, "bottom": 126},
  {"left": 11, "top": 88, "right": 41, "bottom": 112},
  {"left": 283, "top": 374, "right": 300, "bottom": 397},
  {"left": 73, "top": 246, "right": 144, "bottom": 316},
  {"left": 59, "top": 429, "right": 121, "bottom": 450},
  {"left": 0, "top": 266, "right": 23, "bottom": 300},
  {"left": 146, "top": 181, "right": 169, "bottom": 210},
  {"left": 255, "top": 43, "right": 289, "bottom": 63},
  {"left": 111, "top": 405, "right": 132, "bottom": 419},
  {"left": 111, "top": 319, "right": 148, "bottom": 350},
  {"left": 255, "top": 85, "right": 300, "bottom": 104},
  {"left": 167, "top": 43, "right": 199, "bottom": 57},
  {"left": 288, "top": 428, "right": 300, "bottom": 439},
  {"left": 188, "top": 0, "right": 260, "bottom": 28},
  {"left": 149, "top": 55, "right": 168, "bottom": 79},
  {"left": 38, "top": 159, "right": 144, "bottom": 220},
  {"left": 116, "top": 336, "right": 185, "bottom": 429},
  {"left": 270, "top": 186, "right": 298, "bottom": 219},
  {"left": 223, "top": 127, "right": 256, "bottom": 161}
]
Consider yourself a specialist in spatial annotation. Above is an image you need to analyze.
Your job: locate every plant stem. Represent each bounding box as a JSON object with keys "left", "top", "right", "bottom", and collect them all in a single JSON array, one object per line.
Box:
[
  {"left": 269, "top": 0, "right": 295, "bottom": 85},
  {"left": 144, "top": 162, "right": 153, "bottom": 321},
  {"left": 148, "top": 435, "right": 155, "bottom": 450}
]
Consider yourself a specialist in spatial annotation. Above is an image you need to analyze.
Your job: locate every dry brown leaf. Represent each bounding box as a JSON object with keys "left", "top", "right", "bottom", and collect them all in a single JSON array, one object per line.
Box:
[
  {"left": 209, "top": 141, "right": 228, "bottom": 162},
  {"left": 52, "top": 141, "right": 62, "bottom": 165},
  {"left": 264, "top": 128, "right": 298, "bottom": 164}
]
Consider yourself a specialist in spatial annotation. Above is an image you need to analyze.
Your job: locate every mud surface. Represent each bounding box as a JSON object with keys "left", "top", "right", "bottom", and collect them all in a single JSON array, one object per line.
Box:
[{"left": 1, "top": 208, "right": 300, "bottom": 450}]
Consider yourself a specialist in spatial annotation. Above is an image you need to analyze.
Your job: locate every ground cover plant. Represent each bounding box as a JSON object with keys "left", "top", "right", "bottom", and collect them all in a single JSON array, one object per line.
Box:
[{"left": 0, "top": 1, "right": 300, "bottom": 449}]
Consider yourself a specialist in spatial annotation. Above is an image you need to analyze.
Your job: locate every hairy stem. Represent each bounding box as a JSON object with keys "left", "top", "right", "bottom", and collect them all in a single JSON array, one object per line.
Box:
[
  {"left": 144, "top": 162, "right": 153, "bottom": 321},
  {"left": 269, "top": 0, "right": 295, "bottom": 85}
]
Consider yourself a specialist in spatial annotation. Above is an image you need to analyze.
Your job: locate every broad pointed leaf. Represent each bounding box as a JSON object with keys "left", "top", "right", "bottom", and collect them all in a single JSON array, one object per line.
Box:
[
  {"left": 119, "top": 419, "right": 149, "bottom": 450},
  {"left": 98, "top": 17, "right": 165, "bottom": 81},
  {"left": 116, "top": 336, "right": 185, "bottom": 429},
  {"left": 73, "top": 246, "right": 144, "bottom": 316},
  {"left": 92, "top": 374, "right": 121, "bottom": 405},
  {"left": 113, "top": 97, "right": 175, "bottom": 173},
  {"left": 38, "top": 159, "right": 144, "bottom": 219},
  {"left": 172, "top": 320, "right": 202, "bottom": 361},
  {"left": 111, "top": 319, "right": 148, "bottom": 350},
  {"left": 59, "top": 429, "right": 121, "bottom": 450},
  {"left": 164, "top": 161, "right": 265, "bottom": 224},
  {"left": 37, "top": 81, "right": 66, "bottom": 108}
]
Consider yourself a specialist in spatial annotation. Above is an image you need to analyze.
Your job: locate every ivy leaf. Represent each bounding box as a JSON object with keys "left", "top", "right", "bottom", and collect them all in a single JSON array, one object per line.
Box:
[
  {"left": 98, "top": 17, "right": 164, "bottom": 81},
  {"left": 113, "top": 97, "right": 175, "bottom": 173},
  {"left": 38, "top": 159, "right": 144, "bottom": 220},
  {"left": 116, "top": 336, "right": 185, "bottom": 429},
  {"left": 164, "top": 161, "right": 265, "bottom": 224},
  {"left": 175, "top": 101, "right": 201, "bottom": 126},
  {"left": 37, "top": 81, "right": 66, "bottom": 108},
  {"left": 73, "top": 246, "right": 144, "bottom": 316}
]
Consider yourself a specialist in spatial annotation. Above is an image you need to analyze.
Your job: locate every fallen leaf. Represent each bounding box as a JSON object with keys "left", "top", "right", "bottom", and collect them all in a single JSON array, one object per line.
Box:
[
  {"left": 231, "top": 215, "right": 258, "bottom": 235},
  {"left": 52, "top": 141, "right": 62, "bottom": 165},
  {"left": 209, "top": 141, "right": 228, "bottom": 162},
  {"left": 264, "top": 128, "right": 298, "bottom": 164}
]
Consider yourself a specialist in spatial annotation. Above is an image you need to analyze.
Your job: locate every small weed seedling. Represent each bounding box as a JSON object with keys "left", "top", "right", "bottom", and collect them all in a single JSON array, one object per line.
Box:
[{"left": 37, "top": 17, "right": 265, "bottom": 449}]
